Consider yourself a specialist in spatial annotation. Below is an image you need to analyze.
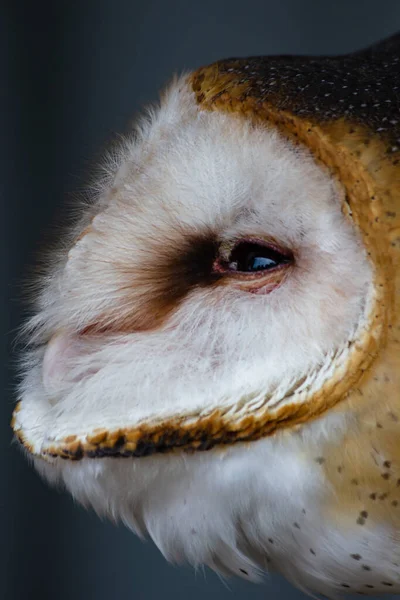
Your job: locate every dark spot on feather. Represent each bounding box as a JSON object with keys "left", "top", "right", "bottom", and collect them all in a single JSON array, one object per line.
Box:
[{"left": 80, "top": 230, "right": 221, "bottom": 334}]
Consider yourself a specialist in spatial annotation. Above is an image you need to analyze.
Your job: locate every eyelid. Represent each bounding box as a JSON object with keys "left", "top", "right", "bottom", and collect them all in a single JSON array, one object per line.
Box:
[
  {"left": 219, "top": 236, "right": 293, "bottom": 262},
  {"left": 212, "top": 237, "right": 294, "bottom": 283}
]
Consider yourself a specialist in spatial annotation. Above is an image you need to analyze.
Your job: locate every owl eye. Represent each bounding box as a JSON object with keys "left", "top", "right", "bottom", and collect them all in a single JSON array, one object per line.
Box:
[{"left": 227, "top": 241, "right": 291, "bottom": 273}]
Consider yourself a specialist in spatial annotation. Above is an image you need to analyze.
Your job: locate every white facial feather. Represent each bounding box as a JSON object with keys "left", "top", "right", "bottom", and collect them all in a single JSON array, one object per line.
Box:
[{"left": 17, "top": 77, "right": 380, "bottom": 596}]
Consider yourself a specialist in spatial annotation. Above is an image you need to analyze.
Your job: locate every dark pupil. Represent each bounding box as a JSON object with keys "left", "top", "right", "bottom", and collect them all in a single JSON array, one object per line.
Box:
[{"left": 230, "top": 242, "right": 286, "bottom": 272}]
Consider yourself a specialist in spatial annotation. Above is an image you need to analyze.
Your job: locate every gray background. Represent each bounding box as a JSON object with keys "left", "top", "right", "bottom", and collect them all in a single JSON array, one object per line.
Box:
[{"left": 3, "top": 1, "right": 400, "bottom": 599}]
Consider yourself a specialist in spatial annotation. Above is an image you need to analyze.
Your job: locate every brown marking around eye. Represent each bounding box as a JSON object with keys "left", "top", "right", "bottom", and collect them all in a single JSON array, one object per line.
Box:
[
  {"left": 80, "top": 230, "right": 222, "bottom": 335},
  {"left": 78, "top": 230, "right": 294, "bottom": 336}
]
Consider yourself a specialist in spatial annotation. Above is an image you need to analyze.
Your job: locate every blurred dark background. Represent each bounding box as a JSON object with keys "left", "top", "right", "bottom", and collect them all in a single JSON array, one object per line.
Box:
[{"left": 3, "top": 1, "right": 400, "bottom": 599}]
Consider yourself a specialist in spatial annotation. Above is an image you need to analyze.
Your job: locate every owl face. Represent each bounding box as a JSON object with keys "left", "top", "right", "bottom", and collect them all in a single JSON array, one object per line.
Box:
[{"left": 16, "top": 77, "right": 372, "bottom": 455}]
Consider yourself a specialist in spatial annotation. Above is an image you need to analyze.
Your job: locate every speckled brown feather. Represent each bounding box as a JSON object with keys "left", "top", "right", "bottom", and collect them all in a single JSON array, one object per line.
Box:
[
  {"left": 192, "top": 33, "right": 400, "bottom": 149},
  {"left": 13, "top": 34, "right": 400, "bottom": 474}
]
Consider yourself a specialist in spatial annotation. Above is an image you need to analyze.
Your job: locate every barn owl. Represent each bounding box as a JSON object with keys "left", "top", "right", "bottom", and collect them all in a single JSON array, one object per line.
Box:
[{"left": 12, "top": 32, "right": 400, "bottom": 597}]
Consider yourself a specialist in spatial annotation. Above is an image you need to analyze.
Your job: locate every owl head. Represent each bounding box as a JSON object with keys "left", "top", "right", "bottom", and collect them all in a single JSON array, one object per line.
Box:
[
  {"left": 13, "top": 35, "right": 400, "bottom": 594},
  {"left": 14, "top": 75, "right": 373, "bottom": 454}
]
